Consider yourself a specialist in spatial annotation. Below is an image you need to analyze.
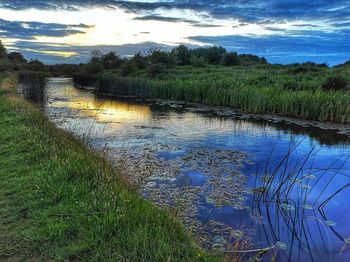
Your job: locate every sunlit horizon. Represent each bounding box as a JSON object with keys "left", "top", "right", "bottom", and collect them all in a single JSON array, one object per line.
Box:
[{"left": 1, "top": 1, "right": 349, "bottom": 65}]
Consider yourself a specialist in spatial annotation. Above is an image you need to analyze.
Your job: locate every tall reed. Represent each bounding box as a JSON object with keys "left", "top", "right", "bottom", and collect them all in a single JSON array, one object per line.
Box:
[{"left": 89, "top": 66, "right": 350, "bottom": 123}]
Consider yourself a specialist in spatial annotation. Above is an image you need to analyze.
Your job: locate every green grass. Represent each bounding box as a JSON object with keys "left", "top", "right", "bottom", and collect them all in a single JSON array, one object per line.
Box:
[
  {"left": 0, "top": 73, "right": 220, "bottom": 261},
  {"left": 84, "top": 64, "right": 350, "bottom": 123}
]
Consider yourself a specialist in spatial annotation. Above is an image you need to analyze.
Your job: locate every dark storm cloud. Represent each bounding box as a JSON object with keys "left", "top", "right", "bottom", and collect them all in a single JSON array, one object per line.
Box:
[
  {"left": 0, "top": 19, "right": 91, "bottom": 39},
  {"left": 1, "top": 0, "right": 349, "bottom": 23}
]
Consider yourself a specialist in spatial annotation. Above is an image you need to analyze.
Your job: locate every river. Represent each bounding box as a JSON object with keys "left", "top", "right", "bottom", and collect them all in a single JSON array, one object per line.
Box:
[{"left": 32, "top": 77, "right": 350, "bottom": 261}]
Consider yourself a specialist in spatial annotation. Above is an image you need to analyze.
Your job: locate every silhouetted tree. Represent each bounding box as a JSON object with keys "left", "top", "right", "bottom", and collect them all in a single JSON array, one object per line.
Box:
[
  {"left": 0, "top": 40, "right": 13, "bottom": 72},
  {"left": 239, "top": 54, "right": 268, "bottom": 65},
  {"left": 172, "top": 45, "right": 191, "bottom": 65},
  {"left": 90, "top": 49, "right": 103, "bottom": 64},
  {"left": 22, "top": 59, "right": 49, "bottom": 72},
  {"left": 149, "top": 49, "right": 177, "bottom": 68},
  {"left": 8, "top": 52, "right": 27, "bottom": 64},
  {"left": 49, "top": 64, "right": 80, "bottom": 76},
  {"left": 221, "top": 52, "right": 240, "bottom": 66},
  {"left": 191, "top": 46, "right": 226, "bottom": 64},
  {"left": 102, "top": 51, "right": 123, "bottom": 69},
  {"left": 131, "top": 52, "right": 147, "bottom": 69}
]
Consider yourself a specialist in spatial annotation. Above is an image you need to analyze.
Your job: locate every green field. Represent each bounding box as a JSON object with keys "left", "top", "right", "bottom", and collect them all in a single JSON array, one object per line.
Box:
[
  {"left": 0, "top": 73, "right": 220, "bottom": 261},
  {"left": 73, "top": 63, "right": 350, "bottom": 124}
]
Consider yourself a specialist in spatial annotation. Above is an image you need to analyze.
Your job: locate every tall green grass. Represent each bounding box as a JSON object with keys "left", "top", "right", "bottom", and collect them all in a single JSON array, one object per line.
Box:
[
  {"left": 0, "top": 74, "right": 219, "bottom": 261},
  {"left": 91, "top": 66, "right": 350, "bottom": 123}
]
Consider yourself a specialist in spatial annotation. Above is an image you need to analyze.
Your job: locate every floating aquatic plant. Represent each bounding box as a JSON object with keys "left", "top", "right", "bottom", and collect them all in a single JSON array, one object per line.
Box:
[
  {"left": 232, "top": 230, "right": 244, "bottom": 240},
  {"left": 325, "top": 220, "right": 337, "bottom": 227},
  {"left": 275, "top": 241, "right": 287, "bottom": 250}
]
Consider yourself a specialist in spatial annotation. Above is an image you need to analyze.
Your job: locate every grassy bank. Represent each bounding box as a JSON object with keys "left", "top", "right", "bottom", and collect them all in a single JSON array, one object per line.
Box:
[
  {"left": 0, "top": 73, "right": 219, "bottom": 261},
  {"left": 74, "top": 64, "right": 350, "bottom": 124}
]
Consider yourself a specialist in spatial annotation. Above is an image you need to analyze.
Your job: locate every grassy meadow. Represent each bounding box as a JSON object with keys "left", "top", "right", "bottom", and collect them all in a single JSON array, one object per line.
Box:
[{"left": 0, "top": 73, "right": 221, "bottom": 261}]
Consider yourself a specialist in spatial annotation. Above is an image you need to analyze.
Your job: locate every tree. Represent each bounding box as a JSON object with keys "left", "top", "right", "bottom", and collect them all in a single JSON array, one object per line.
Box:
[
  {"left": 90, "top": 49, "right": 103, "bottom": 64},
  {"left": 22, "top": 59, "right": 48, "bottom": 72},
  {"left": 239, "top": 54, "right": 268, "bottom": 65},
  {"left": 149, "top": 49, "right": 177, "bottom": 68},
  {"left": 221, "top": 52, "right": 240, "bottom": 66},
  {"left": 0, "top": 40, "right": 13, "bottom": 72},
  {"left": 120, "top": 60, "right": 136, "bottom": 76},
  {"left": 102, "top": 51, "right": 122, "bottom": 69},
  {"left": 0, "top": 40, "right": 7, "bottom": 59},
  {"left": 49, "top": 64, "right": 80, "bottom": 76},
  {"left": 131, "top": 52, "right": 147, "bottom": 69},
  {"left": 8, "top": 52, "right": 27, "bottom": 64},
  {"left": 172, "top": 45, "right": 191, "bottom": 65},
  {"left": 191, "top": 46, "right": 226, "bottom": 64},
  {"left": 190, "top": 56, "right": 207, "bottom": 67}
]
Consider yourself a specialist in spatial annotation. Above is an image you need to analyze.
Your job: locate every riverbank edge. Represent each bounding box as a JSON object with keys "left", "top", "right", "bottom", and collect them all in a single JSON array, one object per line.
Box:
[
  {"left": 0, "top": 73, "right": 221, "bottom": 261},
  {"left": 76, "top": 83, "right": 350, "bottom": 139},
  {"left": 71, "top": 72, "right": 350, "bottom": 125}
]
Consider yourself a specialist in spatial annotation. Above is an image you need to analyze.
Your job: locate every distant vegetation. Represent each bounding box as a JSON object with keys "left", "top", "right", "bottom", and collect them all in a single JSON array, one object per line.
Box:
[{"left": 1, "top": 40, "right": 350, "bottom": 123}]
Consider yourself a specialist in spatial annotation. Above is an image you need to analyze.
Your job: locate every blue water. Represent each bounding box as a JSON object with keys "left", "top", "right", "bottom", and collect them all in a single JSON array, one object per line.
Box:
[{"left": 42, "top": 78, "right": 350, "bottom": 262}]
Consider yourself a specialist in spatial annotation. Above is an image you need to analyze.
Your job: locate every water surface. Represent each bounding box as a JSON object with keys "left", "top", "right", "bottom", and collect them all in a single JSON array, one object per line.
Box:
[{"left": 41, "top": 78, "right": 350, "bottom": 261}]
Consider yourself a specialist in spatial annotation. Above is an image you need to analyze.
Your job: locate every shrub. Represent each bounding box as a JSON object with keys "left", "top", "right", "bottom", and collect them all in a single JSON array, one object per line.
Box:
[
  {"left": 190, "top": 56, "right": 207, "bottom": 68},
  {"left": 239, "top": 54, "right": 268, "bottom": 65},
  {"left": 120, "top": 60, "right": 136, "bottom": 76},
  {"left": 72, "top": 73, "right": 98, "bottom": 87},
  {"left": 321, "top": 75, "right": 348, "bottom": 91},
  {"left": 0, "top": 60, "right": 12, "bottom": 72},
  {"left": 221, "top": 52, "right": 240, "bottom": 66},
  {"left": 282, "top": 80, "right": 302, "bottom": 91},
  {"left": 191, "top": 46, "right": 226, "bottom": 64},
  {"left": 337, "top": 59, "right": 350, "bottom": 68},
  {"left": 147, "top": 63, "right": 166, "bottom": 77},
  {"left": 149, "top": 50, "right": 177, "bottom": 68},
  {"left": 83, "top": 62, "right": 104, "bottom": 74},
  {"left": 20, "top": 60, "right": 48, "bottom": 72},
  {"left": 131, "top": 53, "right": 148, "bottom": 69},
  {"left": 49, "top": 63, "right": 80, "bottom": 76}
]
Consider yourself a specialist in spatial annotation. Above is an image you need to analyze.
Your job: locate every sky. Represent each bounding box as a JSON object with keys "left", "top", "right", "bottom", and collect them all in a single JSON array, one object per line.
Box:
[{"left": 0, "top": 0, "right": 349, "bottom": 65}]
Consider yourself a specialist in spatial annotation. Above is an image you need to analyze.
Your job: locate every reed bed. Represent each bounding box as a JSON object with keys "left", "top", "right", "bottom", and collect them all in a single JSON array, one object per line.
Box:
[{"left": 83, "top": 65, "right": 350, "bottom": 123}]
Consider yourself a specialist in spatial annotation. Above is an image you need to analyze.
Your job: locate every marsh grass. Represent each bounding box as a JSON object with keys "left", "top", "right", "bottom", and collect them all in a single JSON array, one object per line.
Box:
[
  {"left": 17, "top": 71, "right": 48, "bottom": 103},
  {"left": 0, "top": 73, "right": 220, "bottom": 261},
  {"left": 83, "top": 65, "right": 350, "bottom": 123}
]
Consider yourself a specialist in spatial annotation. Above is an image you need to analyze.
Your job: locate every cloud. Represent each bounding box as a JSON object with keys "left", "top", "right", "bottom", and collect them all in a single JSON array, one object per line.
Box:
[
  {"left": 0, "top": 19, "right": 91, "bottom": 39},
  {"left": 190, "top": 30, "right": 350, "bottom": 65},
  {"left": 133, "top": 15, "right": 197, "bottom": 24},
  {"left": 8, "top": 40, "right": 172, "bottom": 64},
  {"left": 1, "top": 0, "right": 349, "bottom": 24},
  {"left": 1, "top": 0, "right": 349, "bottom": 65}
]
